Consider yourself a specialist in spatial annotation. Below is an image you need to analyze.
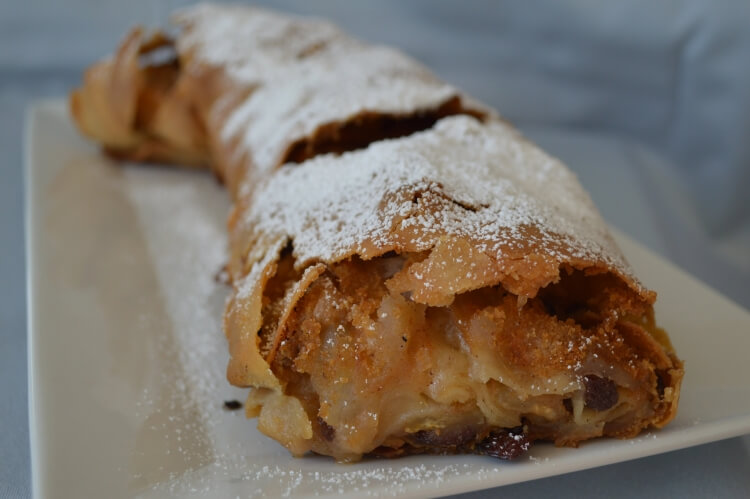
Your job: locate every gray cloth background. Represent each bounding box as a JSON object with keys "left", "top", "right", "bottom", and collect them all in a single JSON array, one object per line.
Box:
[{"left": 2, "top": 1, "right": 749, "bottom": 497}]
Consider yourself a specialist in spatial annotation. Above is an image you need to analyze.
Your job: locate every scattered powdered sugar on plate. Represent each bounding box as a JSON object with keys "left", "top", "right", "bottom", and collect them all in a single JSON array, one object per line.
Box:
[
  {"left": 143, "top": 460, "right": 513, "bottom": 498},
  {"left": 121, "top": 167, "right": 250, "bottom": 494}
]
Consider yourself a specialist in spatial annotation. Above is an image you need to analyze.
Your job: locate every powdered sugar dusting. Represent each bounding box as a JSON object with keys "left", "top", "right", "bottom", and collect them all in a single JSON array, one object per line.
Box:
[
  {"left": 110, "top": 164, "right": 552, "bottom": 498},
  {"left": 175, "top": 3, "right": 461, "bottom": 172},
  {"left": 175, "top": 4, "right": 344, "bottom": 76},
  {"left": 239, "top": 116, "right": 637, "bottom": 293}
]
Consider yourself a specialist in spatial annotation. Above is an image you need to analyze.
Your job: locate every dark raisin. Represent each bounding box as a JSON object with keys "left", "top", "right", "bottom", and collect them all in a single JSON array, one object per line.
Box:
[
  {"left": 223, "top": 400, "right": 243, "bottom": 411},
  {"left": 583, "top": 375, "right": 618, "bottom": 411},
  {"left": 476, "top": 429, "right": 530, "bottom": 460},
  {"left": 317, "top": 417, "right": 336, "bottom": 442},
  {"left": 411, "top": 429, "right": 440, "bottom": 446}
]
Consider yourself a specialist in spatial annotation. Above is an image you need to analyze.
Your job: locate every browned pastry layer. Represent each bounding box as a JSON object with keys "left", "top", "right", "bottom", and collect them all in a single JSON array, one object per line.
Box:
[{"left": 70, "top": 29, "right": 211, "bottom": 168}]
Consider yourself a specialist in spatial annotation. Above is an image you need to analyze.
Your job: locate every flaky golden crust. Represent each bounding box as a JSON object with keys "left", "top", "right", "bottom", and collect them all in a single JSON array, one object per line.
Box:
[
  {"left": 70, "top": 4, "right": 683, "bottom": 462},
  {"left": 70, "top": 28, "right": 210, "bottom": 167}
]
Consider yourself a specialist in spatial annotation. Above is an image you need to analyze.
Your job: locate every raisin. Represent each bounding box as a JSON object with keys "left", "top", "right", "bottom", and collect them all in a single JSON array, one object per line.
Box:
[
  {"left": 475, "top": 428, "right": 530, "bottom": 460},
  {"left": 583, "top": 375, "right": 618, "bottom": 411}
]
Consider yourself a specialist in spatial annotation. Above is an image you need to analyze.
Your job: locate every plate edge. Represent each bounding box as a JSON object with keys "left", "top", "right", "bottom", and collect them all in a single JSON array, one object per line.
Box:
[{"left": 26, "top": 101, "right": 62, "bottom": 499}]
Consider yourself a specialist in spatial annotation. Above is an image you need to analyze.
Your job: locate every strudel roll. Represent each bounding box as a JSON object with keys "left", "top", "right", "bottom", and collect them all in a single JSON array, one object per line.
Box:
[{"left": 70, "top": 4, "right": 683, "bottom": 462}]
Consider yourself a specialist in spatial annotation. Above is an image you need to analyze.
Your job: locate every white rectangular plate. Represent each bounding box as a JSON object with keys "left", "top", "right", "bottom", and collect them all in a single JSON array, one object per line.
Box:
[{"left": 27, "top": 101, "right": 750, "bottom": 498}]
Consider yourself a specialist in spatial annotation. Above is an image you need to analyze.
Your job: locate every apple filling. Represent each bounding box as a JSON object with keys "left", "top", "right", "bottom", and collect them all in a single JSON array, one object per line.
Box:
[{"left": 249, "top": 249, "right": 682, "bottom": 462}]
